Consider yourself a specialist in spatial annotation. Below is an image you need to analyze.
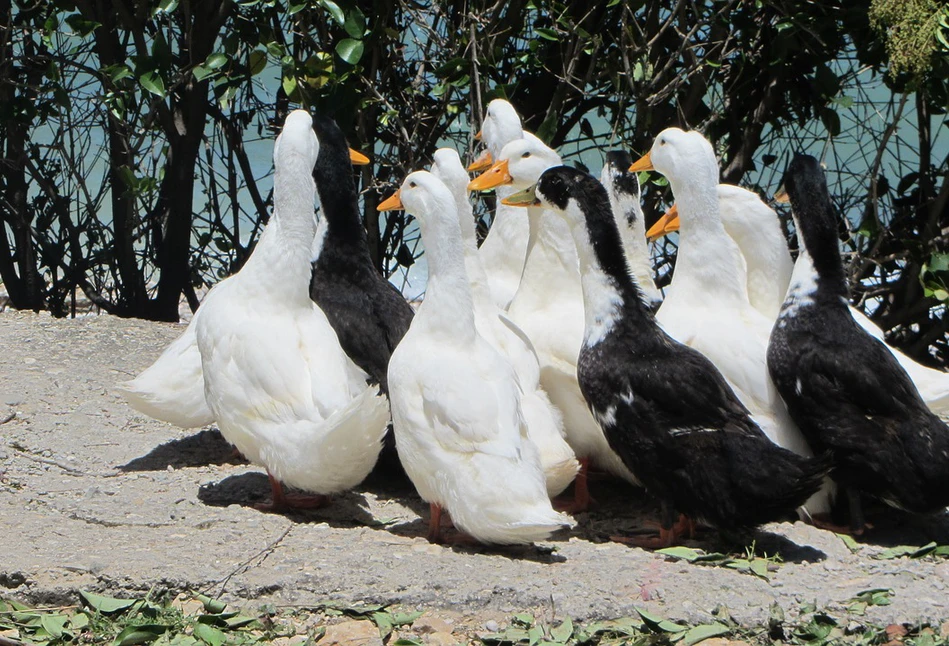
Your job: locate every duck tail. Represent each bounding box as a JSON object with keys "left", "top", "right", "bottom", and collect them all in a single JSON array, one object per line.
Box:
[{"left": 117, "top": 321, "right": 214, "bottom": 428}]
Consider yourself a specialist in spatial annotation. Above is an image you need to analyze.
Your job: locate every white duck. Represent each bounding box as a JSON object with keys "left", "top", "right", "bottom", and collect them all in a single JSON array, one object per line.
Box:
[
  {"left": 470, "top": 137, "right": 640, "bottom": 510},
  {"left": 630, "top": 128, "right": 830, "bottom": 513},
  {"left": 118, "top": 316, "right": 213, "bottom": 428},
  {"left": 649, "top": 185, "right": 949, "bottom": 414},
  {"left": 431, "top": 148, "right": 579, "bottom": 497},
  {"left": 195, "top": 110, "right": 390, "bottom": 510},
  {"left": 467, "top": 99, "right": 543, "bottom": 310},
  {"left": 379, "top": 170, "right": 575, "bottom": 544}
]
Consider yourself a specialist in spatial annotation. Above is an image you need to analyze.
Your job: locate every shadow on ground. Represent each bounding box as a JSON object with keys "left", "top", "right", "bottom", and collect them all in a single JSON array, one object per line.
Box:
[
  {"left": 197, "top": 471, "right": 382, "bottom": 529},
  {"left": 119, "top": 429, "right": 246, "bottom": 471}
]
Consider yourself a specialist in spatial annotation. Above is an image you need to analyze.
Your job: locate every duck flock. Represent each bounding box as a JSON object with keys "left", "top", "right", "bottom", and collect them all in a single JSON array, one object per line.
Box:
[{"left": 119, "top": 102, "right": 949, "bottom": 548}]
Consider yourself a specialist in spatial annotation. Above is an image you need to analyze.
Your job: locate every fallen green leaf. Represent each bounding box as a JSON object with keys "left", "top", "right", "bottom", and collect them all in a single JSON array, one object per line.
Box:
[
  {"left": 682, "top": 622, "right": 730, "bottom": 646},
  {"left": 79, "top": 591, "right": 138, "bottom": 615}
]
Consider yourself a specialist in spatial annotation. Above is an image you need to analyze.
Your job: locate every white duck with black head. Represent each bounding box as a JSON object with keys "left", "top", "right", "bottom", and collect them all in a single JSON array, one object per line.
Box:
[
  {"left": 470, "top": 137, "right": 639, "bottom": 510},
  {"left": 767, "top": 154, "right": 949, "bottom": 533},
  {"left": 380, "top": 170, "right": 575, "bottom": 545},
  {"left": 431, "top": 148, "right": 579, "bottom": 497},
  {"left": 195, "top": 110, "right": 391, "bottom": 511},
  {"left": 505, "top": 166, "right": 830, "bottom": 546}
]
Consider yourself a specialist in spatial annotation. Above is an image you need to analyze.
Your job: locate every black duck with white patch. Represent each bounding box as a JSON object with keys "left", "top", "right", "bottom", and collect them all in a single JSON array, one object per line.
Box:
[
  {"left": 767, "top": 154, "right": 949, "bottom": 521},
  {"left": 309, "top": 114, "right": 415, "bottom": 394},
  {"left": 521, "top": 166, "right": 829, "bottom": 538},
  {"left": 599, "top": 151, "right": 662, "bottom": 310}
]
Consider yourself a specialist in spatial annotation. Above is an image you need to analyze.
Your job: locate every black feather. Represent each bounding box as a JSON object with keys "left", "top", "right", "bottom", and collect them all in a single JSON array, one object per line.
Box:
[
  {"left": 768, "top": 153, "right": 949, "bottom": 514},
  {"left": 536, "top": 166, "right": 829, "bottom": 530},
  {"left": 309, "top": 113, "right": 415, "bottom": 394}
]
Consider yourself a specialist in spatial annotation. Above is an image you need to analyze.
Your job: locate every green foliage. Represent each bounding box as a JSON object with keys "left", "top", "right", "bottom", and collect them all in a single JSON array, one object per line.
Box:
[
  {"left": 870, "top": 0, "right": 948, "bottom": 80},
  {"left": 0, "top": 0, "right": 944, "bottom": 367},
  {"left": 656, "top": 543, "right": 781, "bottom": 580}
]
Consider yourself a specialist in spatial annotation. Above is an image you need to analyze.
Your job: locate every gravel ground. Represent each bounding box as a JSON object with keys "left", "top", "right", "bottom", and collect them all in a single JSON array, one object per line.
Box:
[{"left": 1, "top": 310, "right": 948, "bottom": 628}]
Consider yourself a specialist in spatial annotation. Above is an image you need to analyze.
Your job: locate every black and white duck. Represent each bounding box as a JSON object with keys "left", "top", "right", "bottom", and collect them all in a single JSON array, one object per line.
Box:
[
  {"left": 505, "top": 165, "right": 830, "bottom": 546},
  {"left": 767, "top": 153, "right": 949, "bottom": 532}
]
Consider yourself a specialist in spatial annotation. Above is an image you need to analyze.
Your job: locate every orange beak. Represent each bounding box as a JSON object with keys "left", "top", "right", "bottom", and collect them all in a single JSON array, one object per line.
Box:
[
  {"left": 467, "top": 149, "right": 493, "bottom": 172},
  {"left": 774, "top": 186, "right": 789, "bottom": 203},
  {"left": 468, "top": 159, "right": 513, "bottom": 191},
  {"left": 474, "top": 129, "right": 483, "bottom": 141},
  {"left": 629, "top": 151, "right": 654, "bottom": 172},
  {"left": 377, "top": 190, "right": 403, "bottom": 211},
  {"left": 646, "top": 204, "right": 680, "bottom": 241},
  {"left": 349, "top": 148, "right": 370, "bottom": 165}
]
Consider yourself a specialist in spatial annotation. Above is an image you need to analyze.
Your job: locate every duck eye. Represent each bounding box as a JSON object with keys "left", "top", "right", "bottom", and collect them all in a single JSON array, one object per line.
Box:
[
  {"left": 659, "top": 138, "right": 666, "bottom": 146},
  {"left": 409, "top": 181, "right": 417, "bottom": 188},
  {"left": 521, "top": 152, "right": 531, "bottom": 158}
]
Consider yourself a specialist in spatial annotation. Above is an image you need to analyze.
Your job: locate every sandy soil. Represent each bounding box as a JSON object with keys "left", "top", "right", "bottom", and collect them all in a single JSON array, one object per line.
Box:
[{"left": 1, "top": 310, "right": 948, "bottom": 627}]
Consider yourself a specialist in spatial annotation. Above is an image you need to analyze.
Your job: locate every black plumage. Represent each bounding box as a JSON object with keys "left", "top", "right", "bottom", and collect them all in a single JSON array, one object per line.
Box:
[
  {"left": 767, "top": 154, "right": 949, "bottom": 522},
  {"left": 603, "top": 151, "right": 641, "bottom": 208},
  {"left": 530, "top": 166, "right": 829, "bottom": 538},
  {"left": 309, "top": 113, "right": 414, "bottom": 394}
]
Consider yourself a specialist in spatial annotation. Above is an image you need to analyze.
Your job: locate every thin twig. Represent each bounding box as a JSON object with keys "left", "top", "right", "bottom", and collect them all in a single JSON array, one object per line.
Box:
[{"left": 204, "top": 523, "right": 293, "bottom": 598}]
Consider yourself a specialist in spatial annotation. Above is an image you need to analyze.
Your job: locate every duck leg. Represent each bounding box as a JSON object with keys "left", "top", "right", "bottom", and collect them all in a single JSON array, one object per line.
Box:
[
  {"left": 611, "top": 500, "right": 681, "bottom": 548},
  {"left": 848, "top": 488, "right": 868, "bottom": 536},
  {"left": 254, "top": 472, "right": 331, "bottom": 512},
  {"left": 806, "top": 488, "right": 871, "bottom": 536},
  {"left": 554, "top": 457, "right": 596, "bottom": 512},
  {"left": 427, "top": 503, "right": 444, "bottom": 543}
]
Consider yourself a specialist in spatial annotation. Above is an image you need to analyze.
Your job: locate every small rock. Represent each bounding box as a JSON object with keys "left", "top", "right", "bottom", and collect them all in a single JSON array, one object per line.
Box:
[
  {"left": 321, "top": 620, "right": 382, "bottom": 646},
  {"left": 414, "top": 616, "right": 454, "bottom": 635},
  {"left": 483, "top": 620, "right": 499, "bottom": 632},
  {"left": 940, "top": 621, "right": 949, "bottom": 639},
  {"left": 886, "top": 624, "right": 908, "bottom": 639},
  {"left": 426, "top": 631, "right": 458, "bottom": 646}
]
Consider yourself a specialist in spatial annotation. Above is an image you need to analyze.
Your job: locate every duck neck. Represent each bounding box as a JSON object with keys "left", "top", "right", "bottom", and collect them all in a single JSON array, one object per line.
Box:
[
  {"left": 611, "top": 191, "right": 659, "bottom": 300},
  {"left": 313, "top": 147, "right": 372, "bottom": 261},
  {"left": 668, "top": 174, "right": 749, "bottom": 305},
  {"left": 795, "top": 211, "right": 849, "bottom": 303},
  {"left": 514, "top": 205, "right": 580, "bottom": 304},
  {"left": 564, "top": 201, "right": 652, "bottom": 346},
  {"left": 453, "top": 190, "right": 495, "bottom": 308},
  {"left": 243, "top": 152, "right": 317, "bottom": 301},
  {"left": 417, "top": 202, "right": 477, "bottom": 340}
]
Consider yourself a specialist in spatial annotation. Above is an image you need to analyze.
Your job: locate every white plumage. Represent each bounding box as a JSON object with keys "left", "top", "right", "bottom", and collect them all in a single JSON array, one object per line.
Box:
[
  {"left": 195, "top": 110, "right": 389, "bottom": 504},
  {"left": 117, "top": 315, "right": 213, "bottom": 428},
  {"left": 636, "top": 128, "right": 829, "bottom": 513},
  {"left": 431, "top": 148, "right": 579, "bottom": 497},
  {"left": 472, "top": 137, "right": 639, "bottom": 497},
  {"left": 472, "top": 99, "right": 542, "bottom": 310},
  {"left": 384, "top": 170, "right": 574, "bottom": 544}
]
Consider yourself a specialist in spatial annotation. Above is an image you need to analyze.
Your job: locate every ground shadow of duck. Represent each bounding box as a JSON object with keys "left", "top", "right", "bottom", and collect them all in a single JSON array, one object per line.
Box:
[
  {"left": 197, "top": 471, "right": 382, "bottom": 529},
  {"left": 118, "top": 428, "right": 246, "bottom": 471}
]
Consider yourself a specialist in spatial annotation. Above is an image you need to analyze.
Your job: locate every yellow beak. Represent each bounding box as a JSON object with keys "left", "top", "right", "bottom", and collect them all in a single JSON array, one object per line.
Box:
[
  {"left": 349, "top": 148, "right": 370, "bottom": 165},
  {"left": 468, "top": 159, "right": 513, "bottom": 191},
  {"left": 467, "top": 149, "right": 493, "bottom": 172},
  {"left": 774, "top": 186, "right": 789, "bottom": 203},
  {"left": 377, "top": 190, "right": 403, "bottom": 211},
  {"left": 501, "top": 185, "right": 539, "bottom": 207},
  {"left": 629, "top": 151, "right": 654, "bottom": 172},
  {"left": 474, "top": 129, "right": 483, "bottom": 141},
  {"left": 646, "top": 204, "right": 680, "bottom": 241}
]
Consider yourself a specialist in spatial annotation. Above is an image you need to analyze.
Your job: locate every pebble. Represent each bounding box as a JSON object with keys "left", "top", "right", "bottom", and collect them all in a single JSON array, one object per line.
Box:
[{"left": 483, "top": 620, "right": 499, "bottom": 632}]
